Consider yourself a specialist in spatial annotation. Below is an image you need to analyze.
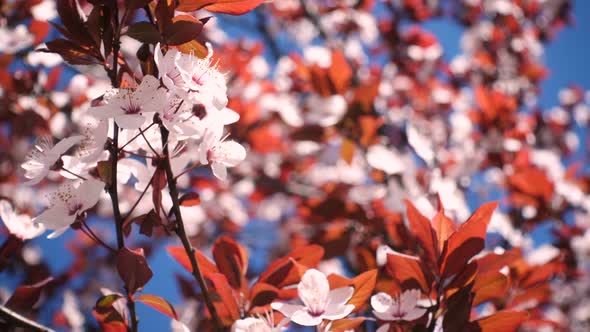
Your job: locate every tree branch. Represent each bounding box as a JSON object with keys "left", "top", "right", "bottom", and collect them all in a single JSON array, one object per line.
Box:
[
  {"left": 159, "top": 126, "right": 224, "bottom": 331},
  {"left": 0, "top": 305, "right": 55, "bottom": 332}
]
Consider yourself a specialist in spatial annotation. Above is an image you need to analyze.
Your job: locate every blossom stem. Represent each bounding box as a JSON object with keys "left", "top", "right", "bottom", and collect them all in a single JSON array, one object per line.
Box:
[
  {"left": 60, "top": 167, "right": 87, "bottom": 181},
  {"left": 80, "top": 221, "right": 116, "bottom": 253},
  {"left": 141, "top": 131, "right": 160, "bottom": 158},
  {"left": 119, "top": 122, "right": 157, "bottom": 151},
  {"left": 160, "top": 126, "right": 224, "bottom": 331},
  {"left": 0, "top": 304, "right": 55, "bottom": 332},
  {"left": 173, "top": 162, "right": 201, "bottom": 180},
  {"left": 104, "top": 4, "right": 138, "bottom": 332},
  {"left": 122, "top": 171, "right": 156, "bottom": 222}
]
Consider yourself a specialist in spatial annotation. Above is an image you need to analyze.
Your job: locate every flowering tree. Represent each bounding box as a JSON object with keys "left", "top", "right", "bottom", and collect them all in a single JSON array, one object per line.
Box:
[{"left": 0, "top": 0, "right": 588, "bottom": 331}]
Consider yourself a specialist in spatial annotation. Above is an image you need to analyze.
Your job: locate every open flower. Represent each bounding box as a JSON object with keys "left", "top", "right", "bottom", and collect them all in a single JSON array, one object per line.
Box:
[
  {"left": 177, "top": 45, "right": 228, "bottom": 111},
  {"left": 0, "top": 200, "right": 44, "bottom": 240},
  {"left": 88, "top": 75, "right": 165, "bottom": 129},
  {"left": 371, "top": 289, "right": 426, "bottom": 322},
  {"left": 33, "top": 179, "right": 104, "bottom": 238},
  {"left": 232, "top": 313, "right": 289, "bottom": 332},
  {"left": 271, "top": 269, "right": 355, "bottom": 327},
  {"left": 198, "top": 130, "right": 246, "bottom": 180},
  {"left": 22, "top": 135, "right": 83, "bottom": 185},
  {"left": 155, "top": 43, "right": 186, "bottom": 98}
]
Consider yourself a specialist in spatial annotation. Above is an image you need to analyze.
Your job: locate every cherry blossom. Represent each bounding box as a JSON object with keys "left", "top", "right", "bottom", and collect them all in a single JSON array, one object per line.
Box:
[
  {"left": 371, "top": 289, "right": 427, "bottom": 322},
  {"left": 271, "top": 268, "right": 355, "bottom": 326},
  {"left": 0, "top": 200, "right": 44, "bottom": 240},
  {"left": 33, "top": 179, "right": 104, "bottom": 238},
  {"left": 231, "top": 313, "right": 288, "bottom": 332},
  {"left": 177, "top": 46, "right": 228, "bottom": 111},
  {"left": 154, "top": 43, "right": 186, "bottom": 98},
  {"left": 198, "top": 130, "right": 246, "bottom": 180},
  {"left": 88, "top": 75, "right": 166, "bottom": 129},
  {"left": 21, "top": 135, "right": 83, "bottom": 185}
]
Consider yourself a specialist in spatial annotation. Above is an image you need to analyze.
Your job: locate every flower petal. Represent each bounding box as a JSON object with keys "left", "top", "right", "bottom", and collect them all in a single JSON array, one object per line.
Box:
[
  {"left": 290, "top": 310, "right": 323, "bottom": 327},
  {"left": 270, "top": 302, "right": 304, "bottom": 318},
  {"left": 298, "top": 269, "right": 330, "bottom": 313},
  {"left": 327, "top": 286, "right": 354, "bottom": 306}
]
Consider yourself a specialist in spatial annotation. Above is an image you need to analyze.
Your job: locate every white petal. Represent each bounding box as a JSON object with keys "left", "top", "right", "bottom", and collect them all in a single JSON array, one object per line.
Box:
[
  {"left": 52, "top": 135, "right": 83, "bottom": 155},
  {"left": 220, "top": 107, "right": 240, "bottom": 125},
  {"left": 402, "top": 307, "right": 427, "bottom": 321},
  {"left": 399, "top": 289, "right": 421, "bottom": 314},
  {"left": 115, "top": 114, "right": 146, "bottom": 129},
  {"left": 47, "top": 225, "right": 70, "bottom": 239},
  {"left": 322, "top": 303, "right": 355, "bottom": 321},
  {"left": 270, "top": 302, "right": 305, "bottom": 318},
  {"left": 290, "top": 310, "right": 323, "bottom": 327},
  {"left": 371, "top": 293, "right": 393, "bottom": 313},
  {"left": 211, "top": 162, "right": 227, "bottom": 180},
  {"left": 218, "top": 141, "right": 246, "bottom": 166},
  {"left": 298, "top": 269, "right": 330, "bottom": 312},
  {"left": 366, "top": 145, "right": 404, "bottom": 175},
  {"left": 78, "top": 179, "right": 105, "bottom": 211},
  {"left": 327, "top": 286, "right": 354, "bottom": 306}
]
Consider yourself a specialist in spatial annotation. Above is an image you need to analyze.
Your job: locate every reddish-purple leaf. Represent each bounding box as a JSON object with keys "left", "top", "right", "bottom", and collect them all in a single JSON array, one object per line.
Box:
[
  {"left": 404, "top": 199, "right": 438, "bottom": 266},
  {"left": 440, "top": 202, "right": 498, "bottom": 279},
  {"left": 5, "top": 277, "right": 53, "bottom": 312},
  {"left": 166, "top": 246, "right": 219, "bottom": 275},
  {"left": 135, "top": 294, "right": 178, "bottom": 320},
  {"left": 116, "top": 248, "right": 153, "bottom": 294},
  {"left": 212, "top": 236, "right": 248, "bottom": 292}
]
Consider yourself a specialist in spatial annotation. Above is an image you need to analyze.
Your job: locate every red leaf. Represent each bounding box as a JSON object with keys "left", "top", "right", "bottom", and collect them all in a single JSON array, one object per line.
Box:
[
  {"left": 385, "top": 251, "right": 430, "bottom": 292},
  {"left": 93, "top": 294, "right": 127, "bottom": 332},
  {"left": 180, "top": 192, "right": 201, "bottom": 207},
  {"left": 258, "top": 245, "right": 324, "bottom": 288},
  {"left": 328, "top": 50, "right": 352, "bottom": 94},
  {"left": 248, "top": 282, "right": 279, "bottom": 309},
  {"left": 135, "top": 294, "right": 178, "bottom": 320},
  {"left": 5, "top": 277, "right": 53, "bottom": 312},
  {"left": 440, "top": 202, "right": 498, "bottom": 279},
  {"left": 212, "top": 236, "right": 249, "bottom": 292},
  {"left": 205, "top": 273, "right": 240, "bottom": 326},
  {"left": 151, "top": 168, "right": 166, "bottom": 215},
  {"left": 432, "top": 197, "right": 456, "bottom": 253},
  {"left": 348, "top": 270, "right": 378, "bottom": 312},
  {"left": 29, "top": 20, "right": 50, "bottom": 45},
  {"left": 166, "top": 245, "right": 219, "bottom": 275},
  {"left": 329, "top": 317, "right": 367, "bottom": 331},
  {"left": 165, "top": 15, "right": 204, "bottom": 46},
  {"left": 468, "top": 311, "right": 529, "bottom": 332},
  {"left": 404, "top": 199, "right": 438, "bottom": 266},
  {"left": 177, "top": 0, "right": 265, "bottom": 15},
  {"left": 473, "top": 272, "right": 510, "bottom": 306},
  {"left": 125, "top": 22, "right": 162, "bottom": 44},
  {"left": 116, "top": 248, "right": 153, "bottom": 294}
]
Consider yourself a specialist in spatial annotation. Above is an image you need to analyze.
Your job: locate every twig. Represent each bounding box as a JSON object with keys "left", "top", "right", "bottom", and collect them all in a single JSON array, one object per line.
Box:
[
  {"left": 122, "top": 171, "right": 157, "bottom": 222},
  {"left": 119, "top": 122, "right": 157, "bottom": 151},
  {"left": 159, "top": 126, "right": 224, "bottom": 331},
  {"left": 105, "top": 4, "right": 138, "bottom": 332},
  {"left": 0, "top": 305, "right": 55, "bottom": 332},
  {"left": 60, "top": 167, "right": 87, "bottom": 181}
]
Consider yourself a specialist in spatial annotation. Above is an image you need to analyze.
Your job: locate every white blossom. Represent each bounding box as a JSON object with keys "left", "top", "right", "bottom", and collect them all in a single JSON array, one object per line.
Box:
[
  {"left": 88, "top": 75, "right": 165, "bottom": 129},
  {"left": 198, "top": 130, "right": 246, "bottom": 180},
  {"left": 22, "top": 135, "right": 83, "bottom": 185},
  {"left": 33, "top": 179, "right": 104, "bottom": 238},
  {"left": 271, "top": 269, "right": 355, "bottom": 326},
  {"left": 0, "top": 200, "right": 44, "bottom": 240},
  {"left": 371, "top": 289, "right": 426, "bottom": 322}
]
